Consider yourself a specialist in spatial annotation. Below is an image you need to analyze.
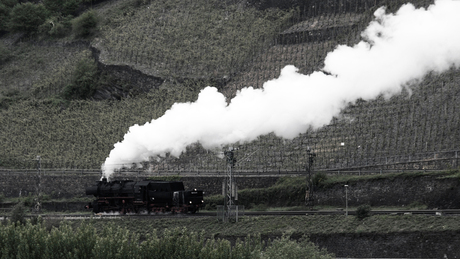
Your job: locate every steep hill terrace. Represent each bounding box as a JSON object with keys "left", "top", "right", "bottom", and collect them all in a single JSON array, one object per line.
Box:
[
  {"left": 146, "top": 0, "right": 460, "bottom": 174},
  {"left": 223, "top": 12, "right": 368, "bottom": 98},
  {"left": 2, "top": 0, "right": 458, "bottom": 173}
]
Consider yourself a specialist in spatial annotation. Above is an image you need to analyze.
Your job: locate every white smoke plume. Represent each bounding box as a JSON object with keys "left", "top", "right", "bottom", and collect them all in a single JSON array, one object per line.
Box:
[{"left": 102, "top": 0, "right": 460, "bottom": 179}]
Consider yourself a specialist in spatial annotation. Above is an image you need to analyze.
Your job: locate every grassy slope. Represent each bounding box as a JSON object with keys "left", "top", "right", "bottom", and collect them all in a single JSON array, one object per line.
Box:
[
  {"left": 72, "top": 214, "right": 460, "bottom": 239},
  {"left": 203, "top": 169, "right": 460, "bottom": 209},
  {"left": 0, "top": 0, "right": 294, "bottom": 169},
  {"left": 1, "top": 0, "right": 459, "bottom": 174}
]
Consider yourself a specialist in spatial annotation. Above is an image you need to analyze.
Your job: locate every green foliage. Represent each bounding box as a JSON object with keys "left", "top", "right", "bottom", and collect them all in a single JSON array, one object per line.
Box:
[
  {"left": 238, "top": 177, "right": 306, "bottom": 208},
  {"left": 62, "top": 54, "right": 98, "bottom": 100},
  {"left": 39, "top": 15, "right": 73, "bottom": 37},
  {"left": 0, "top": 4, "right": 10, "bottom": 32},
  {"left": 0, "top": 41, "right": 11, "bottom": 63},
  {"left": 251, "top": 203, "right": 268, "bottom": 211},
  {"left": 72, "top": 9, "right": 98, "bottom": 38},
  {"left": 204, "top": 194, "right": 224, "bottom": 210},
  {"left": 263, "top": 235, "right": 334, "bottom": 259},
  {"left": 0, "top": 223, "right": 333, "bottom": 258},
  {"left": 312, "top": 172, "right": 328, "bottom": 188},
  {"left": 43, "top": 0, "right": 80, "bottom": 16},
  {"left": 0, "top": 0, "right": 17, "bottom": 7},
  {"left": 10, "top": 201, "right": 27, "bottom": 225},
  {"left": 9, "top": 2, "right": 50, "bottom": 33},
  {"left": 407, "top": 201, "right": 427, "bottom": 210},
  {"left": 355, "top": 204, "right": 372, "bottom": 220},
  {"left": 20, "top": 193, "right": 36, "bottom": 207},
  {"left": 0, "top": 88, "right": 22, "bottom": 109},
  {"left": 0, "top": 0, "right": 17, "bottom": 32}
]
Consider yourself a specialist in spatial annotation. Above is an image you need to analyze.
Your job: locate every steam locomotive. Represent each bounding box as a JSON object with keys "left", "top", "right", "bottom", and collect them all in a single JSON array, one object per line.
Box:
[{"left": 85, "top": 178, "right": 204, "bottom": 214}]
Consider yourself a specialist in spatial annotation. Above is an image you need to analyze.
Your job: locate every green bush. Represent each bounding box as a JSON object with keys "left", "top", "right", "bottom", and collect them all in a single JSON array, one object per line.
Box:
[
  {"left": 0, "top": 0, "right": 17, "bottom": 32},
  {"left": 312, "top": 172, "right": 328, "bottom": 188},
  {"left": 9, "top": 2, "right": 50, "bottom": 33},
  {"left": 0, "top": 4, "right": 10, "bottom": 32},
  {"left": 0, "top": 0, "right": 18, "bottom": 8},
  {"left": 356, "top": 204, "right": 372, "bottom": 220},
  {"left": 39, "top": 15, "right": 73, "bottom": 37},
  {"left": 264, "top": 235, "right": 334, "bottom": 259},
  {"left": 204, "top": 194, "right": 224, "bottom": 210},
  {"left": 0, "top": 223, "right": 334, "bottom": 258},
  {"left": 72, "top": 9, "right": 98, "bottom": 38},
  {"left": 62, "top": 55, "right": 99, "bottom": 100},
  {"left": 43, "top": 0, "right": 80, "bottom": 16},
  {"left": 0, "top": 41, "right": 11, "bottom": 63},
  {"left": 10, "top": 201, "right": 27, "bottom": 225}
]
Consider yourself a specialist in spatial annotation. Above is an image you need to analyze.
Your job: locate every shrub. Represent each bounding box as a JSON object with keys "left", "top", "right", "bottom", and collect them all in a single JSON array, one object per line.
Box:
[
  {"left": 43, "top": 0, "right": 80, "bottom": 16},
  {"left": 72, "top": 9, "right": 97, "bottom": 38},
  {"left": 0, "top": 0, "right": 18, "bottom": 8},
  {"left": 10, "top": 201, "right": 27, "bottom": 225},
  {"left": 264, "top": 235, "right": 334, "bottom": 259},
  {"left": 0, "top": 41, "right": 11, "bottom": 63},
  {"left": 204, "top": 194, "right": 224, "bottom": 210},
  {"left": 0, "top": 3, "right": 10, "bottom": 32},
  {"left": 0, "top": 223, "right": 335, "bottom": 258},
  {"left": 312, "top": 172, "right": 328, "bottom": 188},
  {"left": 39, "top": 15, "right": 73, "bottom": 37},
  {"left": 355, "top": 204, "right": 372, "bottom": 220},
  {"left": 62, "top": 55, "right": 98, "bottom": 100},
  {"left": 9, "top": 2, "right": 50, "bottom": 33}
]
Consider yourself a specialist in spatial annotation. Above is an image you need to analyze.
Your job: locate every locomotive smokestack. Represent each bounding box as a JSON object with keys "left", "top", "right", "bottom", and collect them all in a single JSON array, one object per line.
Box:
[{"left": 102, "top": 0, "right": 460, "bottom": 180}]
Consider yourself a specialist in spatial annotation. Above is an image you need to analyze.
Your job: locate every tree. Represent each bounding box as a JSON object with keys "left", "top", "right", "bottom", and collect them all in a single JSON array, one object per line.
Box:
[
  {"left": 10, "top": 201, "right": 27, "bottom": 225},
  {"left": 72, "top": 9, "right": 98, "bottom": 38},
  {"left": 43, "top": 0, "right": 80, "bottom": 16},
  {"left": 63, "top": 55, "right": 99, "bottom": 100},
  {"left": 0, "top": 4, "right": 11, "bottom": 32},
  {"left": 356, "top": 204, "right": 372, "bottom": 220},
  {"left": 9, "top": 2, "right": 49, "bottom": 33}
]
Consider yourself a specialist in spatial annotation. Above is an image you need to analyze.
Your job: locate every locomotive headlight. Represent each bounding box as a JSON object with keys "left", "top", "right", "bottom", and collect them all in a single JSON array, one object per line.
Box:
[
  {"left": 189, "top": 201, "right": 192, "bottom": 204},
  {"left": 201, "top": 200, "right": 204, "bottom": 203}
]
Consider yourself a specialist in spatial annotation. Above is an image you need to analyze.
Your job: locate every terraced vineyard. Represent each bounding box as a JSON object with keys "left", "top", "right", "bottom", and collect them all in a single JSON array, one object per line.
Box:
[{"left": 1, "top": 0, "right": 459, "bottom": 173}]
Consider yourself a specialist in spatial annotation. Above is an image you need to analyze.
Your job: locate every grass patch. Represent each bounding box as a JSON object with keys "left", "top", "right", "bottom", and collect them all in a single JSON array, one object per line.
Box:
[
  {"left": 68, "top": 214, "right": 460, "bottom": 237},
  {"left": 319, "top": 169, "right": 460, "bottom": 187},
  {"left": 232, "top": 170, "right": 457, "bottom": 210}
]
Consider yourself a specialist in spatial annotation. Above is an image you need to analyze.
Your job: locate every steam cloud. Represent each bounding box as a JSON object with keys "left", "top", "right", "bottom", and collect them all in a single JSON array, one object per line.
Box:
[{"left": 102, "top": 0, "right": 460, "bottom": 179}]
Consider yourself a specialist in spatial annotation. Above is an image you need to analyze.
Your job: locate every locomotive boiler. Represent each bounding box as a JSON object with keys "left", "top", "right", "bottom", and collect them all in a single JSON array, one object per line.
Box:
[{"left": 85, "top": 178, "right": 204, "bottom": 214}]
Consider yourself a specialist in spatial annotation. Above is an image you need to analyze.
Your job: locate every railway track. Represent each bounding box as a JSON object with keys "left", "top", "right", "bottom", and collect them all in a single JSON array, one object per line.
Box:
[{"left": 3, "top": 209, "right": 460, "bottom": 220}]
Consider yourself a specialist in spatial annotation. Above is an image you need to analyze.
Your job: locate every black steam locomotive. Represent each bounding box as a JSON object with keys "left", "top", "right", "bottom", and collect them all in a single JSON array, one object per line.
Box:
[{"left": 85, "top": 178, "right": 204, "bottom": 214}]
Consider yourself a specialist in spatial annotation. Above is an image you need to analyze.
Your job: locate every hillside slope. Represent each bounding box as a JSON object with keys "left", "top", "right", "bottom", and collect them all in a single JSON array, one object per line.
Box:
[{"left": 1, "top": 0, "right": 459, "bottom": 173}]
